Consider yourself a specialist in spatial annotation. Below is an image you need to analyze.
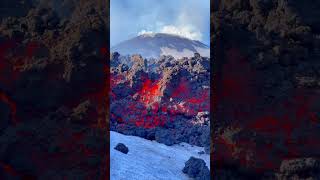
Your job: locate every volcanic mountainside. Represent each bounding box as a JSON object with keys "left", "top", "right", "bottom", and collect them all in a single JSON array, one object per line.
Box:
[
  {"left": 212, "top": 0, "right": 320, "bottom": 179},
  {"left": 110, "top": 52, "right": 211, "bottom": 153},
  {"left": 111, "top": 33, "right": 210, "bottom": 59}
]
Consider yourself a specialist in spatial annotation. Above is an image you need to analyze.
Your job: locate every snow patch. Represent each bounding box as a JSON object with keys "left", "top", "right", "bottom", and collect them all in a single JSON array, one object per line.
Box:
[
  {"left": 160, "top": 46, "right": 210, "bottom": 59},
  {"left": 160, "top": 47, "right": 195, "bottom": 59},
  {"left": 110, "top": 131, "right": 210, "bottom": 180},
  {"left": 194, "top": 46, "right": 210, "bottom": 58}
]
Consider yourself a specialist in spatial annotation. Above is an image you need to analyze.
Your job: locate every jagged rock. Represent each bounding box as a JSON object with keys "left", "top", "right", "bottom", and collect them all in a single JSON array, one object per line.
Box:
[
  {"left": 182, "top": 157, "right": 210, "bottom": 180},
  {"left": 119, "top": 63, "right": 129, "bottom": 72},
  {"left": 114, "top": 143, "right": 129, "bottom": 154},
  {"left": 195, "top": 111, "right": 210, "bottom": 126},
  {"left": 200, "top": 127, "right": 210, "bottom": 154},
  {"left": 155, "top": 128, "right": 176, "bottom": 146},
  {"left": 194, "top": 52, "right": 201, "bottom": 59},
  {"left": 111, "top": 51, "right": 120, "bottom": 60},
  {"left": 111, "top": 52, "right": 121, "bottom": 67}
]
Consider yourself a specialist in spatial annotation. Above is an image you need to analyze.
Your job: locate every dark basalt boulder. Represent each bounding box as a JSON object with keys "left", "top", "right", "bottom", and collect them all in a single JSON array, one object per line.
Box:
[
  {"left": 114, "top": 143, "right": 129, "bottom": 154},
  {"left": 182, "top": 156, "right": 210, "bottom": 180}
]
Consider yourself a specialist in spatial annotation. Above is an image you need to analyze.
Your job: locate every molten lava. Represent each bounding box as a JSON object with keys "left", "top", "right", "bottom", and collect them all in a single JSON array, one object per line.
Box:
[
  {"left": 111, "top": 74, "right": 210, "bottom": 129},
  {"left": 138, "top": 78, "right": 162, "bottom": 105}
]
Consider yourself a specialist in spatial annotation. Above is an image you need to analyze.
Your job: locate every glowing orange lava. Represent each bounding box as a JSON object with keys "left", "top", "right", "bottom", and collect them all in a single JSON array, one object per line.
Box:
[{"left": 138, "top": 78, "right": 162, "bottom": 105}]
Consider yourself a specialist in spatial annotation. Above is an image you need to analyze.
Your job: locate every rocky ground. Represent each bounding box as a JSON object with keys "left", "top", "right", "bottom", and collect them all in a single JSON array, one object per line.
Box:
[
  {"left": 212, "top": 0, "right": 320, "bottom": 179},
  {"left": 0, "top": 0, "right": 109, "bottom": 179},
  {"left": 110, "top": 52, "right": 211, "bottom": 154}
]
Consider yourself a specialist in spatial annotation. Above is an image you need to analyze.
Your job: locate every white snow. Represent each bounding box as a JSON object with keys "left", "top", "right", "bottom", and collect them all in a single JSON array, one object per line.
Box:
[
  {"left": 194, "top": 46, "right": 210, "bottom": 58},
  {"left": 160, "top": 47, "right": 195, "bottom": 59},
  {"left": 112, "top": 33, "right": 210, "bottom": 59},
  {"left": 110, "top": 131, "right": 210, "bottom": 180},
  {"left": 160, "top": 46, "right": 210, "bottom": 59}
]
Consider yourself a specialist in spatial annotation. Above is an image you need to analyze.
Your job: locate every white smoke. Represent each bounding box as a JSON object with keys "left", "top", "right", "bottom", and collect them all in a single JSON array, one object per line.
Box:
[
  {"left": 160, "top": 25, "right": 202, "bottom": 41},
  {"left": 138, "top": 30, "right": 155, "bottom": 36}
]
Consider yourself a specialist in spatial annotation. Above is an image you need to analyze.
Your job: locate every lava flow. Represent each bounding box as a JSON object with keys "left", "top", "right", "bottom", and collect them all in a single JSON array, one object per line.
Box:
[{"left": 138, "top": 78, "right": 162, "bottom": 106}]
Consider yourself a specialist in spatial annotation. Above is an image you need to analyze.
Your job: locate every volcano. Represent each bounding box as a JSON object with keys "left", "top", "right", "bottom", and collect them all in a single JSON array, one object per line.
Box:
[{"left": 111, "top": 33, "right": 210, "bottom": 59}]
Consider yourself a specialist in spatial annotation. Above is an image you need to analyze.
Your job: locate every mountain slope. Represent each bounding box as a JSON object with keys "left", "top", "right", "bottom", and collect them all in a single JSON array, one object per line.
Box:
[{"left": 111, "top": 33, "right": 210, "bottom": 59}]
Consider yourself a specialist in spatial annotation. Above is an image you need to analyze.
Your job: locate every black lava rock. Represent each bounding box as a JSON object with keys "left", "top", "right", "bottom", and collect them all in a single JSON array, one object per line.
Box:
[
  {"left": 183, "top": 156, "right": 210, "bottom": 180},
  {"left": 154, "top": 128, "right": 176, "bottom": 146},
  {"left": 114, "top": 143, "right": 129, "bottom": 154}
]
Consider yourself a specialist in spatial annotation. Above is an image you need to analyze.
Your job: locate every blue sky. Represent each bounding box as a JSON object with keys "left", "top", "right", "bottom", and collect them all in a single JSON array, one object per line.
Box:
[{"left": 110, "top": 0, "right": 210, "bottom": 47}]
